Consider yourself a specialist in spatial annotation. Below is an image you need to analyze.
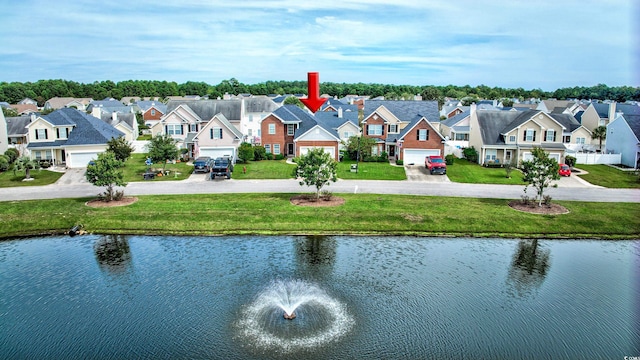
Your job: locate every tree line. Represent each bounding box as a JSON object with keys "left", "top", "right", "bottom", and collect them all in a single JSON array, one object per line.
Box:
[{"left": 0, "top": 78, "right": 638, "bottom": 106}]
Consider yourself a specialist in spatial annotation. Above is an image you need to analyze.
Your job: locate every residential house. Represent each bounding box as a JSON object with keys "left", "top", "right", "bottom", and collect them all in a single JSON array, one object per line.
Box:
[
  {"left": 9, "top": 103, "right": 38, "bottom": 115},
  {"left": 536, "top": 99, "right": 579, "bottom": 115},
  {"left": 44, "top": 97, "right": 93, "bottom": 111},
  {"left": 4, "top": 115, "right": 31, "bottom": 155},
  {"left": 192, "top": 113, "right": 244, "bottom": 161},
  {"left": 313, "top": 107, "right": 360, "bottom": 151},
  {"left": 468, "top": 106, "right": 575, "bottom": 166},
  {"left": 581, "top": 101, "right": 640, "bottom": 139},
  {"left": 261, "top": 105, "right": 315, "bottom": 158},
  {"left": 241, "top": 97, "right": 279, "bottom": 144},
  {"left": 120, "top": 96, "right": 142, "bottom": 105},
  {"left": 150, "top": 100, "right": 242, "bottom": 158},
  {"left": 25, "top": 108, "right": 124, "bottom": 168},
  {"left": 606, "top": 114, "right": 640, "bottom": 168},
  {"left": 97, "top": 112, "right": 138, "bottom": 143},
  {"left": 135, "top": 101, "right": 168, "bottom": 126},
  {"left": 440, "top": 99, "right": 465, "bottom": 119},
  {"left": 0, "top": 109, "right": 7, "bottom": 154},
  {"left": 18, "top": 98, "right": 38, "bottom": 105},
  {"left": 439, "top": 110, "right": 471, "bottom": 152},
  {"left": 86, "top": 100, "right": 131, "bottom": 113},
  {"left": 361, "top": 100, "right": 442, "bottom": 163}
]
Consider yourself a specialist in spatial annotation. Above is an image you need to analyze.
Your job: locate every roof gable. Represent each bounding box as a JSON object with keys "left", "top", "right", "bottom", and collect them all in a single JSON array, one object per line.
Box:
[{"left": 398, "top": 116, "right": 445, "bottom": 141}]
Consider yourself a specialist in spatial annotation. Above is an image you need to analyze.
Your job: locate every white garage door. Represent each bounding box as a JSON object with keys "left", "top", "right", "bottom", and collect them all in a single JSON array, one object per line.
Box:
[
  {"left": 299, "top": 146, "right": 336, "bottom": 159},
  {"left": 403, "top": 149, "right": 440, "bottom": 165},
  {"left": 199, "top": 147, "right": 236, "bottom": 162},
  {"left": 67, "top": 152, "right": 99, "bottom": 168}
]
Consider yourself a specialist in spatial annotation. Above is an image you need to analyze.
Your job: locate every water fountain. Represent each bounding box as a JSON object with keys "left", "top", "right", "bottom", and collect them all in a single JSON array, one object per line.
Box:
[{"left": 236, "top": 279, "right": 354, "bottom": 353}]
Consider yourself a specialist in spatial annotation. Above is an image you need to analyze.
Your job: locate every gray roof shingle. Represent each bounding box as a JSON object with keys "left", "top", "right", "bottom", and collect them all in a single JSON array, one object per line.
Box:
[
  {"left": 363, "top": 100, "right": 440, "bottom": 123},
  {"left": 5, "top": 115, "right": 31, "bottom": 136},
  {"left": 167, "top": 100, "right": 242, "bottom": 121}
]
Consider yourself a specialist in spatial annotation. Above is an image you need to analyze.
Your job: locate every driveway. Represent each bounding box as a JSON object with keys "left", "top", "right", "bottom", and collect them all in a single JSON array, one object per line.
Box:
[
  {"left": 404, "top": 165, "right": 450, "bottom": 182},
  {"left": 55, "top": 168, "right": 89, "bottom": 185}
]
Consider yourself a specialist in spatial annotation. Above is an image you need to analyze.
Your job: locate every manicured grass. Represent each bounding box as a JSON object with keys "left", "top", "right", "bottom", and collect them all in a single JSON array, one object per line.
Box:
[
  {"left": 122, "top": 153, "right": 193, "bottom": 182},
  {"left": 232, "top": 160, "right": 297, "bottom": 179},
  {"left": 447, "top": 158, "right": 525, "bottom": 184},
  {"left": 0, "top": 169, "right": 64, "bottom": 188},
  {"left": 575, "top": 165, "right": 640, "bottom": 189},
  {"left": 336, "top": 160, "right": 406, "bottom": 180},
  {"left": 1, "top": 194, "right": 638, "bottom": 239},
  {"left": 136, "top": 134, "right": 152, "bottom": 140}
]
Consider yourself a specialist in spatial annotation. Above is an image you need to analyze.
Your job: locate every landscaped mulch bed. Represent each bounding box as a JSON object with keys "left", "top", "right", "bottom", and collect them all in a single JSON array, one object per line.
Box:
[
  {"left": 86, "top": 197, "right": 138, "bottom": 208},
  {"left": 508, "top": 200, "right": 569, "bottom": 215},
  {"left": 290, "top": 194, "right": 345, "bottom": 207}
]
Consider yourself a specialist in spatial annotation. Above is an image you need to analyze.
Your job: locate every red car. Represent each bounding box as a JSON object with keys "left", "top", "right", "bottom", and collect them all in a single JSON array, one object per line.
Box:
[
  {"left": 558, "top": 163, "right": 571, "bottom": 177},
  {"left": 425, "top": 155, "right": 447, "bottom": 175}
]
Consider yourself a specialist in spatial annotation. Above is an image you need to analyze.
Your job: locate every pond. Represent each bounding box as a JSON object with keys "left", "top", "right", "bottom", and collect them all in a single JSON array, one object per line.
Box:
[{"left": 0, "top": 235, "right": 638, "bottom": 359}]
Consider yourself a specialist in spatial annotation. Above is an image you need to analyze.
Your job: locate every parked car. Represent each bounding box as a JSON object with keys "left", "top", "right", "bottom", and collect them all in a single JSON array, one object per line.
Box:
[
  {"left": 193, "top": 156, "right": 212, "bottom": 173},
  {"left": 425, "top": 155, "right": 447, "bottom": 175},
  {"left": 558, "top": 163, "right": 571, "bottom": 177},
  {"left": 210, "top": 157, "right": 232, "bottom": 179}
]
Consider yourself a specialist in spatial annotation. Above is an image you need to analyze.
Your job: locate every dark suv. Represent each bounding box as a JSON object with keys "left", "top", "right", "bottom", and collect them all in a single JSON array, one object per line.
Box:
[{"left": 193, "top": 156, "right": 212, "bottom": 173}]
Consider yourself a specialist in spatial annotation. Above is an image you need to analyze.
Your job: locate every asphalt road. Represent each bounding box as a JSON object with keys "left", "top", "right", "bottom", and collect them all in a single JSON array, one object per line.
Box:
[{"left": 1, "top": 174, "right": 639, "bottom": 203}]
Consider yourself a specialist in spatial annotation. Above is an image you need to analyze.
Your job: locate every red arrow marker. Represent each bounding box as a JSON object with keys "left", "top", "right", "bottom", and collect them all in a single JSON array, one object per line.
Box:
[{"left": 300, "top": 72, "right": 325, "bottom": 113}]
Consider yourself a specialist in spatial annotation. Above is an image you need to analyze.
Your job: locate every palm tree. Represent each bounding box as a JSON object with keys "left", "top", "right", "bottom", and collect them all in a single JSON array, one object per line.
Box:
[
  {"left": 591, "top": 126, "right": 607, "bottom": 152},
  {"left": 13, "top": 156, "right": 40, "bottom": 180}
]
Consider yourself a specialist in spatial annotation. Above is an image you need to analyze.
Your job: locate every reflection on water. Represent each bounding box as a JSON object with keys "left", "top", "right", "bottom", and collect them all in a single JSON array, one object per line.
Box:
[
  {"left": 0, "top": 235, "right": 637, "bottom": 359},
  {"left": 506, "top": 239, "right": 551, "bottom": 298}
]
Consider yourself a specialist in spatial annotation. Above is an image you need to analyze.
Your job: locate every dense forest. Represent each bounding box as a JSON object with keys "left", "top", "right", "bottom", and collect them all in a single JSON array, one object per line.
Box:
[{"left": 0, "top": 79, "right": 638, "bottom": 107}]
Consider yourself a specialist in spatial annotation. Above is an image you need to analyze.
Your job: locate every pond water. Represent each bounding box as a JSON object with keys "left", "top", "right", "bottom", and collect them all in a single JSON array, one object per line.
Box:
[{"left": 0, "top": 235, "right": 638, "bottom": 359}]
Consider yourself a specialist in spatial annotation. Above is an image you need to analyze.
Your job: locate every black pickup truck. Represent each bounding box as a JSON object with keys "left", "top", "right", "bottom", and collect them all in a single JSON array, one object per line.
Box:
[{"left": 210, "top": 156, "right": 234, "bottom": 179}]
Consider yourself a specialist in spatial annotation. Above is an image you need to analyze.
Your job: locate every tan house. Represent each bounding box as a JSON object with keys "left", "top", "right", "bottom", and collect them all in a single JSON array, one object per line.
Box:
[
  {"left": 44, "top": 97, "right": 93, "bottom": 111},
  {"left": 192, "top": 113, "right": 243, "bottom": 161},
  {"left": 468, "top": 106, "right": 586, "bottom": 165}
]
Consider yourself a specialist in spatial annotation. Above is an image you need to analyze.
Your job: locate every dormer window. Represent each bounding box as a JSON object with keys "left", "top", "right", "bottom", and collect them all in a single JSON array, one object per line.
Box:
[
  {"left": 35, "top": 128, "right": 48, "bottom": 140},
  {"left": 524, "top": 129, "right": 536, "bottom": 142},
  {"left": 388, "top": 124, "right": 398, "bottom": 133},
  {"left": 56, "top": 127, "right": 69, "bottom": 139}
]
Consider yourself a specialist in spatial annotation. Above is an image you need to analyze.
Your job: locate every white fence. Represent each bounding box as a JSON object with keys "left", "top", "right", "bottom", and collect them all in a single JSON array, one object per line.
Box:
[
  {"left": 573, "top": 153, "right": 621, "bottom": 165},
  {"left": 131, "top": 140, "right": 150, "bottom": 153}
]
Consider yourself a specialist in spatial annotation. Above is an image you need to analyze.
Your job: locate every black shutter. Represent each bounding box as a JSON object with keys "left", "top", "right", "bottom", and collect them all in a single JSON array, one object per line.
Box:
[
  {"left": 426, "top": 130, "right": 429, "bottom": 140},
  {"left": 35, "top": 130, "right": 38, "bottom": 140},
  {"left": 366, "top": 125, "right": 369, "bottom": 135},
  {"left": 220, "top": 129, "right": 223, "bottom": 139},
  {"left": 523, "top": 131, "right": 526, "bottom": 141},
  {"left": 44, "top": 129, "right": 48, "bottom": 139},
  {"left": 533, "top": 131, "right": 536, "bottom": 142},
  {"left": 381, "top": 125, "right": 384, "bottom": 135},
  {"left": 165, "top": 125, "right": 168, "bottom": 134},
  {"left": 210, "top": 128, "right": 213, "bottom": 139},
  {"left": 416, "top": 130, "right": 420, "bottom": 140},
  {"left": 56, "top": 128, "right": 60, "bottom": 138},
  {"left": 553, "top": 131, "right": 557, "bottom": 142},
  {"left": 544, "top": 131, "right": 547, "bottom": 141}
]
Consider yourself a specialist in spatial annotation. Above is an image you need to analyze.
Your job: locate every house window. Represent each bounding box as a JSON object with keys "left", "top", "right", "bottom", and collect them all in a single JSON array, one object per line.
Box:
[
  {"left": 268, "top": 123, "right": 276, "bottom": 135},
  {"left": 545, "top": 129, "right": 556, "bottom": 142},
  {"left": 257, "top": 129, "right": 261, "bottom": 136},
  {"left": 190, "top": 124, "right": 197, "bottom": 132},
  {"left": 34, "top": 151, "right": 42, "bottom": 160},
  {"left": 417, "top": 129, "right": 429, "bottom": 141},
  {"left": 36, "top": 128, "right": 47, "bottom": 140},
  {"left": 599, "top": 119, "right": 606, "bottom": 126},
  {"left": 509, "top": 135, "right": 516, "bottom": 143},
  {"left": 287, "top": 124, "right": 295, "bottom": 136},
  {"left": 273, "top": 144, "right": 280, "bottom": 154},
  {"left": 563, "top": 135, "right": 571, "bottom": 143},
  {"left": 249, "top": 114, "right": 254, "bottom": 122},
  {"left": 388, "top": 124, "right": 398, "bottom": 133},
  {"left": 524, "top": 129, "right": 535, "bottom": 142},
  {"left": 576, "top": 137, "right": 586, "bottom": 144},
  {"left": 166, "top": 124, "right": 183, "bottom": 135},
  {"left": 485, "top": 149, "right": 497, "bottom": 161},
  {"left": 45, "top": 150, "right": 52, "bottom": 160},
  {"left": 151, "top": 109, "right": 156, "bottom": 116},
  {"left": 343, "top": 131, "right": 354, "bottom": 139},
  {"left": 56, "top": 127, "right": 69, "bottom": 139},
  {"left": 211, "top": 127, "right": 223, "bottom": 139},
  {"left": 368, "top": 124, "right": 383, "bottom": 136},
  {"left": 371, "top": 145, "right": 378, "bottom": 155},
  {"left": 265, "top": 144, "right": 271, "bottom": 153},
  {"left": 505, "top": 150, "right": 512, "bottom": 162},
  {"left": 248, "top": 129, "right": 253, "bottom": 136},
  {"left": 455, "top": 133, "right": 469, "bottom": 141}
]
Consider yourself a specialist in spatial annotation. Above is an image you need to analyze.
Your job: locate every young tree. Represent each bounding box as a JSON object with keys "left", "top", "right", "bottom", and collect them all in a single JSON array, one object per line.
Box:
[
  {"left": 295, "top": 148, "right": 338, "bottom": 201},
  {"left": 283, "top": 96, "right": 304, "bottom": 108},
  {"left": 591, "top": 126, "right": 607, "bottom": 152},
  {"left": 85, "top": 151, "right": 127, "bottom": 202},
  {"left": 521, "top": 147, "right": 560, "bottom": 207},
  {"left": 4, "top": 148, "right": 20, "bottom": 164},
  {"left": 237, "top": 142, "right": 254, "bottom": 163},
  {"left": 146, "top": 134, "right": 179, "bottom": 172},
  {"left": 13, "top": 156, "right": 40, "bottom": 180},
  {"left": 107, "top": 136, "right": 134, "bottom": 162},
  {"left": 343, "top": 135, "right": 376, "bottom": 161}
]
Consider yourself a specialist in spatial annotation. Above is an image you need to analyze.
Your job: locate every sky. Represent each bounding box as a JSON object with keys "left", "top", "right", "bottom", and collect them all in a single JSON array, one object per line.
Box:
[{"left": 0, "top": 0, "right": 637, "bottom": 91}]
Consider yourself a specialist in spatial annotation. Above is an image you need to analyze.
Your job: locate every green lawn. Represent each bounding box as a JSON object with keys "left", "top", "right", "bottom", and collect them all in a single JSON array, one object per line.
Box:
[
  {"left": 336, "top": 160, "right": 406, "bottom": 180},
  {"left": 447, "top": 158, "right": 525, "bottom": 184},
  {"left": 0, "top": 194, "right": 638, "bottom": 239},
  {"left": 575, "top": 165, "right": 640, "bottom": 188},
  {"left": 0, "top": 169, "right": 64, "bottom": 187},
  {"left": 122, "top": 153, "right": 193, "bottom": 182},
  {"left": 232, "top": 160, "right": 297, "bottom": 179}
]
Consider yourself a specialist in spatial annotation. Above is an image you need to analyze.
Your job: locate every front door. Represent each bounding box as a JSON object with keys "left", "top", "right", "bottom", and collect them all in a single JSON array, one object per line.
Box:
[
  {"left": 287, "top": 143, "right": 294, "bottom": 156},
  {"left": 388, "top": 145, "right": 395, "bottom": 157}
]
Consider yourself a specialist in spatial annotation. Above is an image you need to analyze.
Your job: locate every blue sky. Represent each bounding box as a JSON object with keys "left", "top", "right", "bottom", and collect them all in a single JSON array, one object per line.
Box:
[{"left": 0, "top": 0, "right": 637, "bottom": 90}]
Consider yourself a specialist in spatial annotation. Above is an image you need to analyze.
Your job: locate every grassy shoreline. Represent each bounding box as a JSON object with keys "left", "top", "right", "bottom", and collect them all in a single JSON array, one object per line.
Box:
[{"left": 1, "top": 193, "right": 638, "bottom": 240}]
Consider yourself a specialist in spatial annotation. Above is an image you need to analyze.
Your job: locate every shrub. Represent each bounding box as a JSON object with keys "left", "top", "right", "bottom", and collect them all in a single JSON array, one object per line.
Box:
[
  {"left": 320, "top": 190, "right": 333, "bottom": 201},
  {"left": 543, "top": 195, "right": 553, "bottom": 206},
  {"left": 39, "top": 160, "right": 51, "bottom": 168},
  {"left": 274, "top": 153, "right": 285, "bottom": 160},
  {"left": 565, "top": 155, "right": 576, "bottom": 168},
  {"left": 0, "top": 155, "right": 9, "bottom": 172},
  {"left": 462, "top": 146, "right": 479, "bottom": 163},
  {"left": 445, "top": 154, "right": 456, "bottom": 165},
  {"left": 4, "top": 148, "right": 19, "bottom": 164},
  {"left": 396, "top": 159, "right": 404, "bottom": 165},
  {"left": 253, "top": 146, "right": 267, "bottom": 160}
]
